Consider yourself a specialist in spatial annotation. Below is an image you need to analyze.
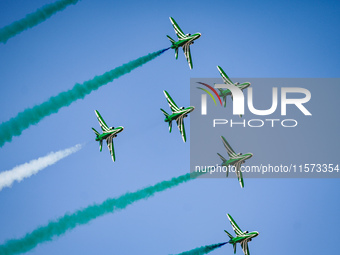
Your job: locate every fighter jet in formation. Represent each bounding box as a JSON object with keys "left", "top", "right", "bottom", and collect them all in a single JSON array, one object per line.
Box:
[
  {"left": 167, "top": 17, "right": 201, "bottom": 69},
  {"left": 92, "top": 110, "right": 124, "bottom": 162},
  {"left": 225, "top": 213, "right": 259, "bottom": 255},
  {"left": 161, "top": 90, "right": 195, "bottom": 142},
  {"left": 217, "top": 136, "right": 253, "bottom": 188},
  {"left": 217, "top": 65, "right": 251, "bottom": 107}
]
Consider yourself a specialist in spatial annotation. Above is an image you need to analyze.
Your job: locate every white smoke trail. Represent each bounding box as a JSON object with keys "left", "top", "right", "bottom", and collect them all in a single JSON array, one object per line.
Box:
[{"left": 0, "top": 144, "right": 82, "bottom": 191}]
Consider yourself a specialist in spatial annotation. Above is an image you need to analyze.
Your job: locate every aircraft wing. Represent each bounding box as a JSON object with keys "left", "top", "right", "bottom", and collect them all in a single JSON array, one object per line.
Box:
[
  {"left": 183, "top": 44, "right": 193, "bottom": 69},
  {"left": 235, "top": 162, "right": 244, "bottom": 188},
  {"left": 227, "top": 214, "right": 244, "bottom": 237},
  {"left": 169, "top": 17, "right": 186, "bottom": 40},
  {"left": 240, "top": 240, "right": 250, "bottom": 255},
  {"left": 163, "top": 90, "right": 180, "bottom": 113},
  {"left": 106, "top": 136, "right": 116, "bottom": 162},
  {"left": 176, "top": 116, "right": 186, "bottom": 142},
  {"left": 239, "top": 83, "right": 249, "bottom": 91},
  {"left": 221, "top": 136, "right": 238, "bottom": 158},
  {"left": 95, "top": 110, "right": 110, "bottom": 133},
  {"left": 217, "top": 66, "right": 233, "bottom": 85}
]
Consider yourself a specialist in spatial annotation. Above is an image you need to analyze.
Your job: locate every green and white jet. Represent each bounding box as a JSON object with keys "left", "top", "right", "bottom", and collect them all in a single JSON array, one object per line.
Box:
[
  {"left": 217, "top": 136, "right": 253, "bottom": 188},
  {"left": 92, "top": 110, "right": 124, "bottom": 162},
  {"left": 225, "top": 213, "right": 259, "bottom": 255},
  {"left": 160, "top": 90, "right": 195, "bottom": 142},
  {"left": 167, "top": 17, "right": 201, "bottom": 69},
  {"left": 217, "top": 65, "right": 251, "bottom": 107}
]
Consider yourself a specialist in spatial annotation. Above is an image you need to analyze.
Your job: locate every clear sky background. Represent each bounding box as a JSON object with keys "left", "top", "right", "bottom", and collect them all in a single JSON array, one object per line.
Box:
[{"left": 0, "top": 0, "right": 339, "bottom": 254}]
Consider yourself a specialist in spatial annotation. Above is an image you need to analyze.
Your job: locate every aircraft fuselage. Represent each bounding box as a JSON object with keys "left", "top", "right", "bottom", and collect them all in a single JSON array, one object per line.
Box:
[
  {"left": 95, "top": 127, "right": 124, "bottom": 141},
  {"left": 170, "top": 33, "right": 201, "bottom": 49},
  {"left": 230, "top": 231, "right": 259, "bottom": 245},
  {"left": 164, "top": 107, "right": 195, "bottom": 122},
  {"left": 222, "top": 153, "right": 253, "bottom": 167},
  {"left": 219, "top": 82, "right": 251, "bottom": 97}
]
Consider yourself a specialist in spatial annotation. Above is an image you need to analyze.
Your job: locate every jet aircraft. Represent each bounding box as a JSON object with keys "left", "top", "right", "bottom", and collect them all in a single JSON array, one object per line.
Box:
[
  {"left": 217, "top": 136, "right": 253, "bottom": 188},
  {"left": 92, "top": 110, "right": 124, "bottom": 162},
  {"left": 160, "top": 90, "right": 194, "bottom": 142},
  {"left": 167, "top": 17, "right": 201, "bottom": 69},
  {"left": 217, "top": 65, "right": 251, "bottom": 107},
  {"left": 225, "top": 213, "right": 259, "bottom": 255}
]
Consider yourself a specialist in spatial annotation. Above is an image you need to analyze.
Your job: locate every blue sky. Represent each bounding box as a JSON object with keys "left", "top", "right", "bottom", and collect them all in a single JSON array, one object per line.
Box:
[{"left": 0, "top": 0, "right": 339, "bottom": 254}]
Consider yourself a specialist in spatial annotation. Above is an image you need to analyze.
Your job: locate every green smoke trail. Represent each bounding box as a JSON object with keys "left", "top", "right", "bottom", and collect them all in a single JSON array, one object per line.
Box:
[
  {"left": 0, "top": 0, "right": 80, "bottom": 43},
  {"left": 0, "top": 171, "right": 203, "bottom": 255},
  {"left": 174, "top": 242, "right": 228, "bottom": 255},
  {"left": 0, "top": 48, "right": 168, "bottom": 147}
]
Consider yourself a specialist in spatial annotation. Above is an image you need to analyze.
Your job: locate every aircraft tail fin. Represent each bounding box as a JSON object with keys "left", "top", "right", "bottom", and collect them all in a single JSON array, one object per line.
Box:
[
  {"left": 160, "top": 108, "right": 169, "bottom": 117},
  {"left": 223, "top": 96, "right": 227, "bottom": 108},
  {"left": 168, "top": 121, "right": 172, "bottom": 133},
  {"left": 224, "top": 230, "right": 236, "bottom": 252},
  {"left": 167, "top": 35, "right": 176, "bottom": 44},
  {"left": 99, "top": 140, "right": 103, "bottom": 152},
  {"left": 218, "top": 153, "right": 229, "bottom": 177},
  {"left": 217, "top": 153, "right": 227, "bottom": 162},
  {"left": 224, "top": 230, "right": 234, "bottom": 240},
  {"left": 167, "top": 35, "right": 179, "bottom": 59},
  {"left": 92, "top": 127, "right": 100, "bottom": 136},
  {"left": 92, "top": 128, "right": 103, "bottom": 151},
  {"left": 161, "top": 108, "right": 172, "bottom": 133}
]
